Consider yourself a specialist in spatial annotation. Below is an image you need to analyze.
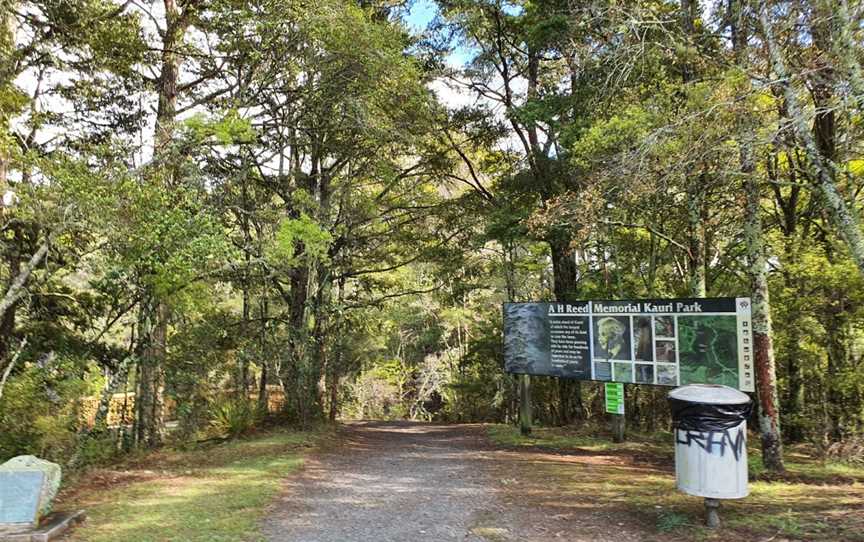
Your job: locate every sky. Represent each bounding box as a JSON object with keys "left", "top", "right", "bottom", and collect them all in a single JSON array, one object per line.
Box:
[
  {"left": 401, "top": 0, "right": 526, "bottom": 152},
  {"left": 400, "top": 0, "right": 481, "bottom": 111},
  {"left": 405, "top": 0, "right": 439, "bottom": 34},
  {"left": 402, "top": 0, "right": 476, "bottom": 68}
]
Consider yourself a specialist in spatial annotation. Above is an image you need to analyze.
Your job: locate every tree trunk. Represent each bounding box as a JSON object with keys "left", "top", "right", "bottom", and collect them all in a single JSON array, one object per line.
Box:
[
  {"left": 305, "top": 267, "right": 331, "bottom": 424},
  {"left": 549, "top": 236, "right": 583, "bottom": 420},
  {"left": 759, "top": 7, "right": 864, "bottom": 275},
  {"left": 824, "top": 308, "right": 850, "bottom": 441},
  {"left": 327, "top": 277, "right": 346, "bottom": 422},
  {"left": 782, "top": 321, "right": 805, "bottom": 441},
  {"left": 135, "top": 299, "right": 167, "bottom": 447},
  {"left": 519, "top": 374, "right": 532, "bottom": 435},
  {"left": 745, "top": 171, "right": 784, "bottom": 471},
  {"left": 257, "top": 292, "right": 270, "bottom": 414},
  {"left": 283, "top": 261, "right": 309, "bottom": 421},
  {"left": 686, "top": 182, "right": 707, "bottom": 297},
  {"left": 154, "top": 0, "right": 186, "bottom": 162},
  {"left": 680, "top": 0, "right": 707, "bottom": 298},
  {"left": 836, "top": 0, "right": 864, "bottom": 108},
  {"left": 734, "top": 0, "right": 784, "bottom": 472},
  {"left": 0, "top": 227, "right": 21, "bottom": 361},
  {"left": 680, "top": 119, "right": 706, "bottom": 437},
  {"left": 549, "top": 236, "right": 579, "bottom": 303},
  {"left": 0, "top": 4, "right": 15, "bottom": 194},
  {"left": 133, "top": 0, "right": 195, "bottom": 447},
  {"left": 326, "top": 348, "right": 340, "bottom": 422},
  {"left": 0, "top": 236, "right": 50, "bottom": 330},
  {"left": 240, "top": 172, "right": 251, "bottom": 395}
]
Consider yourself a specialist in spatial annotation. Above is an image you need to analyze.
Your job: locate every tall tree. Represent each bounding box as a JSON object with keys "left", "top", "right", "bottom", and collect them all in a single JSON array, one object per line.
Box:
[
  {"left": 134, "top": 0, "right": 203, "bottom": 448},
  {"left": 732, "top": 0, "right": 783, "bottom": 471}
]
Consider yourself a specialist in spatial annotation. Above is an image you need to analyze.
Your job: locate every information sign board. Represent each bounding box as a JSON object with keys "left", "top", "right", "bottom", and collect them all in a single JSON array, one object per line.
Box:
[{"left": 503, "top": 298, "right": 754, "bottom": 391}]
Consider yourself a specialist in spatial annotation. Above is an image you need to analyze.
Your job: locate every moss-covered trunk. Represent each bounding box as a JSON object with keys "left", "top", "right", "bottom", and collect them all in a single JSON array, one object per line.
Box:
[{"left": 735, "top": 0, "right": 783, "bottom": 472}]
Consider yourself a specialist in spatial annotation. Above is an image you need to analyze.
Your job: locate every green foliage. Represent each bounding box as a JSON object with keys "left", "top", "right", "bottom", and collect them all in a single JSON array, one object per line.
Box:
[
  {"left": 184, "top": 111, "right": 255, "bottom": 145},
  {"left": 98, "top": 175, "right": 233, "bottom": 298},
  {"left": 345, "top": 361, "right": 410, "bottom": 420},
  {"left": 567, "top": 106, "right": 655, "bottom": 171},
  {"left": 268, "top": 214, "right": 333, "bottom": 267},
  {"left": 0, "top": 354, "right": 97, "bottom": 463},
  {"left": 4, "top": 0, "right": 864, "bottom": 477},
  {"left": 210, "top": 398, "right": 260, "bottom": 439},
  {"left": 166, "top": 308, "right": 240, "bottom": 443},
  {"left": 73, "top": 432, "right": 121, "bottom": 467}
]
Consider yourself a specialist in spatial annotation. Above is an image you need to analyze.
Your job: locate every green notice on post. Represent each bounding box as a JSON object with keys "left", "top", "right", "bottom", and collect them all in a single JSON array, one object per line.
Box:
[{"left": 605, "top": 382, "right": 624, "bottom": 414}]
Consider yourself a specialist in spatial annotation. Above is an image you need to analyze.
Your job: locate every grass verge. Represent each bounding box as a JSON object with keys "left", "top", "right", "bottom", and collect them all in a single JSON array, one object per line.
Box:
[
  {"left": 487, "top": 424, "right": 864, "bottom": 542},
  {"left": 58, "top": 427, "right": 332, "bottom": 542}
]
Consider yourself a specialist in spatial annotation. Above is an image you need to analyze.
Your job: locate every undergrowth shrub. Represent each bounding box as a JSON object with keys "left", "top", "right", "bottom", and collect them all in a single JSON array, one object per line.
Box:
[
  {"left": 72, "top": 431, "right": 122, "bottom": 467},
  {"left": 0, "top": 355, "right": 98, "bottom": 463},
  {"left": 210, "top": 398, "right": 259, "bottom": 439}
]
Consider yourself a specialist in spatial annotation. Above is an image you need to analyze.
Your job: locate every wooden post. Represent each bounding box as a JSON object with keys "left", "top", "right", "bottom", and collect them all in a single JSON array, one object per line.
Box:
[
  {"left": 611, "top": 412, "right": 626, "bottom": 443},
  {"left": 519, "top": 374, "right": 532, "bottom": 436}
]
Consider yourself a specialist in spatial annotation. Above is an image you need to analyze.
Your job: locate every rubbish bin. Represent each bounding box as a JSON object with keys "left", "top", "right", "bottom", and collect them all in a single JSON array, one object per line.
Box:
[{"left": 668, "top": 384, "right": 752, "bottom": 500}]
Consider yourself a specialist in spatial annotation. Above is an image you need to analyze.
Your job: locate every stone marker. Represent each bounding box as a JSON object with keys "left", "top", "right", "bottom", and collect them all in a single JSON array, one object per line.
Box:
[
  {"left": 0, "top": 457, "right": 62, "bottom": 533},
  {"left": 0, "top": 471, "right": 45, "bottom": 531}
]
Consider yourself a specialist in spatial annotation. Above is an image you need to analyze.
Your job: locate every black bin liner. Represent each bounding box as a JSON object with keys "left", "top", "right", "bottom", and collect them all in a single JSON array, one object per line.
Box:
[{"left": 668, "top": 397, "right": 752, "bottom": 432}]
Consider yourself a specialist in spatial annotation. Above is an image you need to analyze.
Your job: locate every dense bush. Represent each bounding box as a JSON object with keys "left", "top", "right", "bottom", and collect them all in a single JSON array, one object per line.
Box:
[{"left": 0, "top": 354, "right": 99, "bottom": 463}]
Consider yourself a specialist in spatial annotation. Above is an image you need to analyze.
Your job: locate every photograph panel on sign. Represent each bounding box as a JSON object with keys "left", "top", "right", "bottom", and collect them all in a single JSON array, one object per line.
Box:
[
  {"left": 655, "top": 339, "right": 676, "bottom": 363},
  {"left": 594, "top": 361, "right": 612, "bottom": 381},
  {"left": 593, "top": 315, "right": 631, "bottom": 361},
  {"left": 503, "top": 303, "right": 550, "bottom": 375},
  {"left": 633, "top": 316, "right": 653, "bottom": 361},
  {"left": 654, "top": 315, "right": 675, "bottom": 339},
  {"left": 657, "top": 363, "right": 678, "bottom": 386},
  {"left": 635, "top": 363, "right": 654, "bottom": 384},
  {"left": 612, "top": 362, "right": 633, "bottom": 383}
]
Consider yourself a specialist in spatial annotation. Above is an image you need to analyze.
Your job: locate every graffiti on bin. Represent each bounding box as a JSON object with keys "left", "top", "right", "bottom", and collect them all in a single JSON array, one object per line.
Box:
[{"left": 675, "top": 428, "right": 746, "bottom": 461}]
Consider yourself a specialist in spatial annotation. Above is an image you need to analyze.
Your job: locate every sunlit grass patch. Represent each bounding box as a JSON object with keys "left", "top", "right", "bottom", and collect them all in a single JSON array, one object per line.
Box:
[
  {"left": 749, "top": 446, "right": 864, "bottom": 484},
  {"left": 64, "top": 428, "right": 331, "bottom": 542},
  {"left": 486, "top": 423, "right": 668, "bottom": 453},
  {"left": 488, "top": 424, "right": 864, "bottom": 541},
  {"left": 725, "top": 478, "right": 864, "bottom": 541}
]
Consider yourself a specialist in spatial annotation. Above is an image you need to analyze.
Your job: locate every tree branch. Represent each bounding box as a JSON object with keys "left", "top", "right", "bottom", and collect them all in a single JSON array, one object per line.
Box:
[
  {"left": 0, "top": 338, "right": 27, "bottom": 403},
  {"left": 0, "top": 236, "right": 52, "bottom": 323}
]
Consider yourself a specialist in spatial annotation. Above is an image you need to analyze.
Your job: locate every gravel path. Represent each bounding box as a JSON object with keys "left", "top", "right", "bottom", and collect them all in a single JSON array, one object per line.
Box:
[
  {"left": 261, "top": 421, "right": 518, "bottom": 542},
  {"left": 262, "top": 420, "right": 649, "bottom": 542}
]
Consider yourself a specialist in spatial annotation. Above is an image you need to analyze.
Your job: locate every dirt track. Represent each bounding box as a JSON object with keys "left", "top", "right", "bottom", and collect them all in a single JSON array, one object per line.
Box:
[{"left": 261, "top": 421, "right": 647, "bottom": 542}]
